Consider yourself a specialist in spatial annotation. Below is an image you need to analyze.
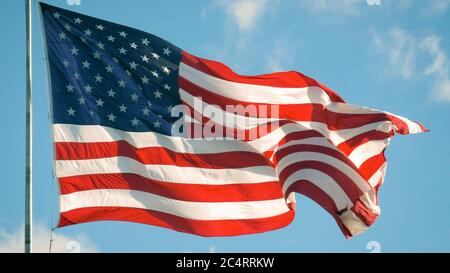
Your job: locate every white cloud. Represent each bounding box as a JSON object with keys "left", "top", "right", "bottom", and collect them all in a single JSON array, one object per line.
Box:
[
  {"left": 265, "top": 39, "right": 295, "bottom": 72},
  {"left": 216, "top": 0, "right": 268, "bottom": 31},
  {"left": 371, "top": 28, "right": 450, "bottom": 103},
  {"left": 420, "top": 36, "right": 450, "bottom": 102},
  {"left": 371, "top": 28, "right": 416, "bottom": 78},
  {"left": 423, "top": 0, "right": 450, "bottom": 16},
  {"left": 0, "top": 222, "right": 98, "bottom": 253},
  {"left": 301, "top": 0, "right": 362, "bottom": 17},
  {"left": 208, "top": 245, "right": 217, "bottom": 253}
]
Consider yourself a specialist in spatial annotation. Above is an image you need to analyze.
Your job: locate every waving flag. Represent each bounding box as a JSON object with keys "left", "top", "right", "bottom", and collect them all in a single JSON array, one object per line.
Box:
[{"left": 41, "top": 3, "right": 427, "bottom": 237}]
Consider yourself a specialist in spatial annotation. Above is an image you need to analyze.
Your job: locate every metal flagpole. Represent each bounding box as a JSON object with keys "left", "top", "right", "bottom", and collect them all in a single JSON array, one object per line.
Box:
[{"left": 25, "top": 0, "right": 33, "bottom": 254}]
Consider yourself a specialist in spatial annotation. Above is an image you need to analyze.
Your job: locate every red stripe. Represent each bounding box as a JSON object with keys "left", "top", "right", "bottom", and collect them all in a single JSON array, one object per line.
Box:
[
  {"left": 181, "top": 51, "right": 345, "bottom": 103},
  {"left": 58, "top": 206, "right": 295, "bottom": 237},
  {"left": 278, "top": 161, "right": 363, "bottom": 202},
  {"left": 58, "top": 174, "right": 283, "bottom": 202},
  {"left": 180, "top": 76, "right": 393, "bottom": 130},
  {"left": 337, "top": 130, "right": 392, "bottom": 156},
  {"left": 273, "top": 144, "right": 360, "bottom": 173},
  {"left": 285, "top": 181, "right": 352, "bottom": 238},
  {"left": 55, "top": 141, "right": 273, "bottom": 168},
  {"left": 182, "top": 102, "right": 289, "bottom": 141},
  {"left": 358, "top": 153, "right": 387, "bottom": 181},
  {"left": 351, "top": 199, "right": 379, "bottom": 226}
]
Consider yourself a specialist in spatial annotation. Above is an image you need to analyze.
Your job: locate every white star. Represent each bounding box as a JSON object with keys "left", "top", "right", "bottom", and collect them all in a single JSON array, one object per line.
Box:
[
  {"left": 107, "top": 113, "right": 116, "bottom": 122},
  {"left": 53, "top": 12, "right": 60, "bottom": 19},
  {"left": 158, "top": 114, "right": 163, "bottom": 119},
  {"left": 119, "top": 104, "right": 127, "bottom": 113},
  {"left": 119, "top": 31, "right": 127, "bottom": 37},
  {"left": 96, "top": 98, "right": 104, "bottom": 107},
  {"left": 89, "top": 110, "right": 94, "bottom": 117},
  {"left": 107, "top": 89, "right": 116, "bottom": 97},
  {"left": 66, "top": 84, "right": 74, "bottom": 92},
  {"left": 118, "top": 79, "right": 126, "bottom": 87},
  {"left": 97, "top": 41, "right": 105, "bottom": 50},
  {"left": 126, "top": 70, "right": 131, "bottom": 76},
  {"left": 163, "top": 47, "right": 171, "bottom": 56},
  {"left": 141, "top": 38, "right": 150, "bottom": 46},
  {"left": 141, "top": 76, "right": 149, "bottom": 84},
  {"left": 74, "top": 72, "right": 80, "bottom": 79},
  {"left": 142, "top": 107, "right": 150, "bottom": 116},
  {"left": 84, "top": 84, "right": 93, "bottom": 93},
  {"left": 105, "top": 65, "right": 113, "bottom": 73},
  {"left": 166, "top": 105, "right": 173, "bottom": 113},
  {"left": 70, "top": 46, "right": 79, "bottom": 55},
  {"left": 113, "top": 57, "right": 119, "bottom": 63},
  {"left": 130, "top": 42, "right": 138, "bottom": 49},
  {"left": 107, "top": 35, "right": 115, "bottom": 42},
  {"left": 130, "top": 61, "right": 138, "bottom": 70},
  {"left": 78, "top": 97, "right": 86, "bottom": 105},
  {"left": 59, "top": 32, "right": 66, "bottom": 40},
  {"left": 94, "top": 74, "right": 103, "bottom": 82},
  {"left": 141, "top": 55, "right": 149, "bottom": 63},
  {"left": 93, "top": 51, "right": 101, "bottom": 59},
  {"left": 84, "top": 28, "right": 92, "bottom": 36},
  {"left": 147, "top": 101, "right": 152, "bottom": 108},
  {"left": 131, "top": 118, "right": 139, "bottom": 126},
  {"left": 163, "top": 84, "right": 170, "bottom": 90},
  {"left": 154, "top": 90, "right": 162, "bottom": 99},
  {"left": 118, "top": 47, "right": 127, "bottom": 54},
  {"left": 67, "top": 107, "right": 76, "bottom": 116},
  {"left": 64, "top": 24, "right": 71, "bottom": 31},
  {"left": 82, "top": 60, "right": 91, "bottom": 69},
  {"left": 162, "top": 66, "right": 170, "bottom": 74},
  {"left": 74, "top": 17, "right": 82, "bottom": 24},
  {"left": 151, "top": 52, "right": 160, "bottom": 60},
  {"left": 63, "top": 59, "right": 69, "bottom": 67},
  {"left": 130, "top": 93, "right": 139, "bottom": 102},
  {"left": 153, "top": 120, "right": 161, "bottom": 128},
  {"left": 151, "top": 70, "right": 159, "bottom": 78},
  {"left": 96, "top": 24, "right": 105, "bottom": 30},
  {"left": 80, "top": 37, "right": 87, "bottom": 44}
]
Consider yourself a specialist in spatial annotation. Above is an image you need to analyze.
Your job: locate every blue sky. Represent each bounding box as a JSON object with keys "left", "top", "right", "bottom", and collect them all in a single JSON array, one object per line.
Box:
[{"left": 0, "top": 0, "right": 449, "bottom": 252}]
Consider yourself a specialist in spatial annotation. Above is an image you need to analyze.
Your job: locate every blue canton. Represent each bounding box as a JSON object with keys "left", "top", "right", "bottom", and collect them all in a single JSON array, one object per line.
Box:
[{"left": 41, "top": 3, "right": 182, "bottom": 134}]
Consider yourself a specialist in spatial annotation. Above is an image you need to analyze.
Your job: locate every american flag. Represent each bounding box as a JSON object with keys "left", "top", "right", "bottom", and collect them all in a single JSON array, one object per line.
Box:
[{"left": 41, "top": 3, "right": 427, "bottom": 237}]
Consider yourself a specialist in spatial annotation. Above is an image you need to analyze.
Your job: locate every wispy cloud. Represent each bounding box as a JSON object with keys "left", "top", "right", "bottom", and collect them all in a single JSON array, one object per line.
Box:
[
  {"left": 420, "top": 36, "right": 450, "bottom": 102},
  {"left": 265, "top": 39, "right": 296, "bottom": 72},
  {"left": 214, "top": 0, "right": 268, "bottom": 32},
  {"left": 371, "top": 28, "right": 450, "bottom": 102},
  {"left": 208, "top": 245, "right": 217, "bottom": 253},
  {"left": 300, "top": 0, "right": 362, "bottom": 17},
  {"left": 0, "top": 222, "right": 98, "bottom": 253},
  {"left": 422, "top": 0, "right": 450, "bottom": 16},
  {"left": 371, "top": 28, "right": 417, "bottom": 78}
]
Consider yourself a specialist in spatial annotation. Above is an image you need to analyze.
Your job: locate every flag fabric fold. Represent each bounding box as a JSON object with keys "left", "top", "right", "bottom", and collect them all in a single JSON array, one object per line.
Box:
[{"left": 40, "top": 3, "right": 427, "bottom": 238}]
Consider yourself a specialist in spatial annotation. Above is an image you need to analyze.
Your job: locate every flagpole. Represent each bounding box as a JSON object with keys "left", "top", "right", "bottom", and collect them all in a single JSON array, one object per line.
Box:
[{"left": 25, "top": 0, "right": 33, "bottom": 254}]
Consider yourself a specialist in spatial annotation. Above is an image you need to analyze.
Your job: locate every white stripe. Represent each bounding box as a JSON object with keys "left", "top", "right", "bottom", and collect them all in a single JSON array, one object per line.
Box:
[
  {"left": 368, "top": 162, "right": 387, "bottom": 187},
  {"left": 277, "top": 151, "right": 371, "bottom": 193},
  {"left": 247, "top": 121, "right": 392, "bottom": 152},
  {"left": 180, "top": 62, "right": 334, "bottom": 105},
  {"left": 180, "top": 88, "right": 277, "bottom": 129},
  {"left": 348, "top": 139, "right": 390, "bottom": 168},
  {"left": 394, "top": 114, "right": 423, "bottom": 134},
  {"left": 282, "top": 169, "right": 353, "bottom": 211},
  {"left": 53, "top": 124, "right": 258, "bottom": 153},
  {"left": 55, "top": 156, "right": 277, "bottom": 184},
  {"left": 60, "top": 189, "right": 290, "bottom": 220},
  {"left": 181, "top": 62, "right": 422, "bottom": 136},
  {"left": 339, "top": 210, "right": 369, "bottom": 236}
]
